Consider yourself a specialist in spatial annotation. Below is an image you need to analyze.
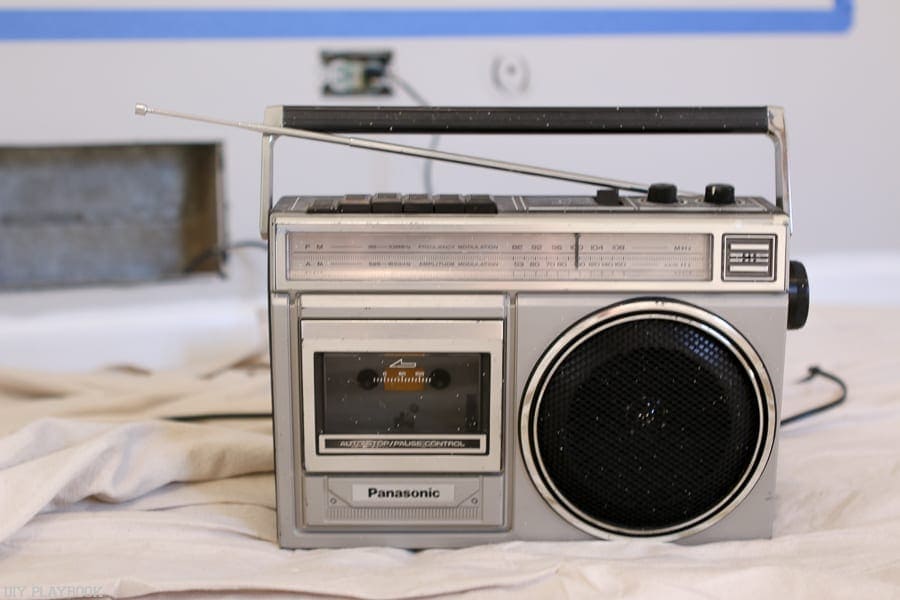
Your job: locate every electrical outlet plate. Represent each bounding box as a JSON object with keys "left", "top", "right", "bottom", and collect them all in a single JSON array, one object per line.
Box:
[{"left": 321, "top": 50, "right": 393, "bottom": 96}]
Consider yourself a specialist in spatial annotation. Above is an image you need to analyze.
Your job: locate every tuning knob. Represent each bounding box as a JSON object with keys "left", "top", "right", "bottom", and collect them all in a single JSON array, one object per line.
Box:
[
  {"left": 788, "top": 261, "right": 810, "bottom": 330},
  {"left": 647, "top": 183, "right": 678, "bottom": 204},
  {"left": 704, "top": 183, "right": 735, "bottom": 205}
]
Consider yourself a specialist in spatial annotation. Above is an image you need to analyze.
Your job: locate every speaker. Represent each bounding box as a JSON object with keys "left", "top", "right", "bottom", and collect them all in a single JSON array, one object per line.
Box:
[{"left": 520, "top": 299, "right": 776, "bottom": 540}]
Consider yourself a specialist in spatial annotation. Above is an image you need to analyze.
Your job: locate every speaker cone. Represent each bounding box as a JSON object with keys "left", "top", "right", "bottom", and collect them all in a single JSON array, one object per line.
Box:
[{"left": 520, "top": 300, "right": 775, "bottom": 539}]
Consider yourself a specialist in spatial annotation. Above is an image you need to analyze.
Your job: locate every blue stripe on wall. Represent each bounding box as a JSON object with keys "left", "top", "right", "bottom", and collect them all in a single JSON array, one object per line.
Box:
[{"left": 0, "top": 1, "right": 853, "bottom": 41}]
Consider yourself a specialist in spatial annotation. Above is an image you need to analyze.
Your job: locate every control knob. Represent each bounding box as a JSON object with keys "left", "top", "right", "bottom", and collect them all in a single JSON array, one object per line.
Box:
[{"left": 704, "top": 183, "right": 736, "bottom": 205}]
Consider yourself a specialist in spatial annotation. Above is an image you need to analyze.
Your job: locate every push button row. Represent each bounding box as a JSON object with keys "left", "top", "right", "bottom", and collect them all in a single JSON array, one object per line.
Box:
[{"left": 308, "top": 194, "right": 498, "bottom": 214}]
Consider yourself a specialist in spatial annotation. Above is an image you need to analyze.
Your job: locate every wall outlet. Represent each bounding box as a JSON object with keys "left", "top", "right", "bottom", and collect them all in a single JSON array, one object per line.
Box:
[{"left": 321, "top": 50, "right": 393, "bottom": 96}]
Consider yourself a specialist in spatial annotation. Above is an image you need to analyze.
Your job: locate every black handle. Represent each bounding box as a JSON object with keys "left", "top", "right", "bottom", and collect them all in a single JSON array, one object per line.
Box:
[{"left": 280, "top": 106, "right": 770, "bottom": 135}]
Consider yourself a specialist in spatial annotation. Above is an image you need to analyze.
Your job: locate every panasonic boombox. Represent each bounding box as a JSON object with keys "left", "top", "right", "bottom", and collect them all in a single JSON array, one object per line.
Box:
[{"left": 139, "top": 104, "right": 810, "bottom": 547}]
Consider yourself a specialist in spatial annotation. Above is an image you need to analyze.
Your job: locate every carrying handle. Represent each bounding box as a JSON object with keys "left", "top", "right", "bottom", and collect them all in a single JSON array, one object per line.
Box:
[
  {"left": 278, "top": 106, "right": 771, "bottom": 135},
  {"left": 259, "top": 105, "right": 790, "bottom": 238}
]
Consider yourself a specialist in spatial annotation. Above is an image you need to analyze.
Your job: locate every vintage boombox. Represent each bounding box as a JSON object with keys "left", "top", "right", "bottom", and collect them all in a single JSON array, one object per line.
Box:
[{"left": 139, "top": 104, "right": 810, "bottom": 547}]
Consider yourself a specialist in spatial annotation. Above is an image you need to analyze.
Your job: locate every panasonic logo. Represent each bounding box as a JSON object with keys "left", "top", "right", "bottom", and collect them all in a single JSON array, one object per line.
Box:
[
  {"left": 368, "top": 487, "right": 441, "bottom": 499},
  {"left": 351, "top": 483, "right": 455, "bottom": 505}
]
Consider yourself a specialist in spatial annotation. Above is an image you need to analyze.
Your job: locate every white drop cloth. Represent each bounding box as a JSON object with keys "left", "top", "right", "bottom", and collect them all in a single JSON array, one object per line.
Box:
[{"left": 0, "top": 306, "right": 898, "bottom": 599}]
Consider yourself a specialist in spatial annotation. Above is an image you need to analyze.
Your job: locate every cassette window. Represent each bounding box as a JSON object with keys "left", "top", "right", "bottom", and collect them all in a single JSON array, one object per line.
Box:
[{"left": 314, "top": 352, "right": 490, "bottom": 454}]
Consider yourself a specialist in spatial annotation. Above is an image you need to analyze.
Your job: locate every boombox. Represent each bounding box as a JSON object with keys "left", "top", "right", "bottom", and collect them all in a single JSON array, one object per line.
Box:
[{"left": 140, "top": 104, "right": 810, "bottom": 547}]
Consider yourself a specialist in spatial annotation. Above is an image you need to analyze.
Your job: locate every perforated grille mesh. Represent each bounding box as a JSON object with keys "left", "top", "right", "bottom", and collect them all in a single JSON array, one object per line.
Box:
[{"left": 531, "top": 316, "right": 764, "bottom": 534}]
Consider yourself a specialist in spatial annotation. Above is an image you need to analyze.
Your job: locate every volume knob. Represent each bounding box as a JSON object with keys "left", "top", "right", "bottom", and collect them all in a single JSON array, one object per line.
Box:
[{"left": 704, "top": 183, "right": 735, "bottom": 205}]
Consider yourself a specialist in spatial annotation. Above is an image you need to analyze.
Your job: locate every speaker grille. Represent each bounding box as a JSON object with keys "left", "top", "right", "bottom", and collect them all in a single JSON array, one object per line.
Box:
[{"left": 524, "top": 305, "right": 770, "bottom": 537}]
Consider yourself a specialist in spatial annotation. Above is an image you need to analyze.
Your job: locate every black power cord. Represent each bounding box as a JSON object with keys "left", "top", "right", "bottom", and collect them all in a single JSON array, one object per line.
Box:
[
  {"left": 385, "top": 70, "right": 440, "bottom": 194},
  {"left": 781, "top": 365, "right": 848, "bottom": 426},
  {"left": 166, "top": 412, "right": 272, "bottom": 423},
  {"left": 183, "top": 240, "right": 268, "bottom": 275}
]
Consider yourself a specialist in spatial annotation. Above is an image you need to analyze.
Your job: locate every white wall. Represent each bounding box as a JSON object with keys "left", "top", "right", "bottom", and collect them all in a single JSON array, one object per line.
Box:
[{"left": 1, "top": 0, "right": 898, "bottom": 369}]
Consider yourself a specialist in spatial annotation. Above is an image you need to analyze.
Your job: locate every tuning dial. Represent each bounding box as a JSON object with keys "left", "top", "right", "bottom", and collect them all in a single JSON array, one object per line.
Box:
[
  {"left": 647, "top": 183, "right": 678, "bottom": 204},
  {"left": 704, "top": 183, "right": 735, "bottom": 205},
  {"left": 788, "top": 260, "right": 810, "bottom": 330}
]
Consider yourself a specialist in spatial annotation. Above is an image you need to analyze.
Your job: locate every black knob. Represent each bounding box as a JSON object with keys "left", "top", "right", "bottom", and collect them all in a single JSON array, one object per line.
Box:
[
  {"left": 647, "top": 183, "right": 678, "bottom": 204},
  {"left": 704, "top": 183, "right": 735, "bottom": 205},
  {"left": 788, "top": 260, "right": 810, "bottom": 330}
]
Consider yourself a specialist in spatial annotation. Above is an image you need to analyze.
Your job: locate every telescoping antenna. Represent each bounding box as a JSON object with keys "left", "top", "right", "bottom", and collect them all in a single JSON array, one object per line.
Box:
[{"left": 134, "top": 103, "right": 653, "bottom": 194}]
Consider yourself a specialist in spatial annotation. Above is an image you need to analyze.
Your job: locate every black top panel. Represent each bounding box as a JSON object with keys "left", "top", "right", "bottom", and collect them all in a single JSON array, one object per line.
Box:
[{"left": 280, "top": 106, "right": 770, "bottom": 135}]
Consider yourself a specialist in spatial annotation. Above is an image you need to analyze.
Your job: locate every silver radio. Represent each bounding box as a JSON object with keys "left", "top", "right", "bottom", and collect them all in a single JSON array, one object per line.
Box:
[{"left": 140, "top": 104, "right": 810, "bottom": 547}]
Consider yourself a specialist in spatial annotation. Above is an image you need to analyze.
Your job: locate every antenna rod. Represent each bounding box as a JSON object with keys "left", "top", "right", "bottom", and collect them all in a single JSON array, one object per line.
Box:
[{"left": 134, "top": 103, "right": 650, "bottom": 193}]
